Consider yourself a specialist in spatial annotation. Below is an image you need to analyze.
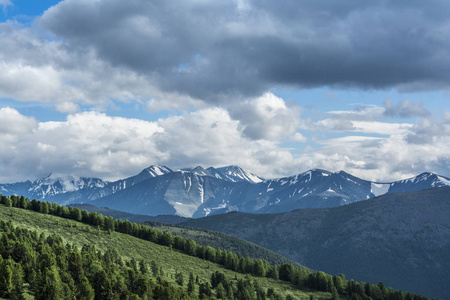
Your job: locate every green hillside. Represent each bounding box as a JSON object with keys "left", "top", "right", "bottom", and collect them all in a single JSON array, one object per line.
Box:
[
  {"left": 70, "top": 203, "right": 299, "bottom": 266},
  {"left": 144, "top": 222, "right": 301, "bottom": 267},
  {"left": 0, "top": 194, "right": 432, "bottom": 299},
  {"left": 0, "top": 201, "right": 327, "bottom": 299}
]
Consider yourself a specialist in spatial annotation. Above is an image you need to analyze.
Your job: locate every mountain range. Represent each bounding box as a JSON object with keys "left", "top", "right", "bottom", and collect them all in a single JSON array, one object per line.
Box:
[{"left": 1, "top": 165, "right": 449, "bottom": 218}]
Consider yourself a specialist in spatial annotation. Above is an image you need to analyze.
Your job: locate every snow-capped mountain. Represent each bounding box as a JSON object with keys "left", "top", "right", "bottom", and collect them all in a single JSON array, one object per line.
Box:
[
  {"left": 1, "top": 166, "right": 449, "bottom": 218},
  {"left": 87, "top": 165, "right": 173, "bottom": 200},
  {"left": 0, "top": 173, "right": 107, "bottom": 205},
  {"left": 30, "top": 173, "right": 107, "bottom": 198},
  {"left": 181, "top": 165, "right": 264, "bottom": 183}
]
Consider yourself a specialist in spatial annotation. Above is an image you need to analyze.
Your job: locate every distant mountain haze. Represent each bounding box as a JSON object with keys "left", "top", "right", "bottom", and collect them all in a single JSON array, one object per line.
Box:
[{"left": 0, "top": 165, "right": 449, "bottom": 218}]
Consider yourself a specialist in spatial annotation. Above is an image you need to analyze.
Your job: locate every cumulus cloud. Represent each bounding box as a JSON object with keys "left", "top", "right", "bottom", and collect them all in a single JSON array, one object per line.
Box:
[
  {"left": 0, "top": 109, "right": 166, "bottom": 182},
  {"left": 228, "top": 93, "right": 302, "bottom": 141},
  {"left": 0, "top": 107, "right": 297, "bottom": 182},
  {"left": 1, "top": 106, "right": 449, "bottom": 183},
  {"left": 0, "top": 107, "right": 37, "bottom": 135}
]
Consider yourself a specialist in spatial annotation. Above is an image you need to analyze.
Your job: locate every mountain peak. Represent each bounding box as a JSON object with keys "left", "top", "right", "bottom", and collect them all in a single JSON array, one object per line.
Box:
[
  {"left": 216, "top": 165, "right": 264, "bottom": 183},
  {"left": 141, "top": 165, "right": 173, "bottom": 177},
  {"left": 37, "top": 173, "right": 80, "bottom": 184}
]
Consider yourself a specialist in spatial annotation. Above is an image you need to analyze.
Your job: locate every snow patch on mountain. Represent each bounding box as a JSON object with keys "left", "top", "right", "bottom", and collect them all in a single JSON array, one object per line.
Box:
[
  {"left": 437, "top": 176, "right": 450, "bottom": 186},
  {"left": 145, "top": 165, "right": 173, "bottom": 177},
  {"left": 29, "top": 173, "right": 107, "bottom": 198},
  {"left": 371, "top": 182, "right": 390, "bottom": 197}
]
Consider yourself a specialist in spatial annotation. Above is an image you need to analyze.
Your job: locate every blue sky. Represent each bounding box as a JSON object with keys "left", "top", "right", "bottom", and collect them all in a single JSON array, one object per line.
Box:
[
  {"left": 0, "top": 0, "right": 449, "bottom": 182},
  {"left": 0, "top": 0, "right": 58, "bottom": 22}
]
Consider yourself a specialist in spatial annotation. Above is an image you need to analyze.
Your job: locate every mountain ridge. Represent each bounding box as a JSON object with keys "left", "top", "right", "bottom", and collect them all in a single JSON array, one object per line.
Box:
[{"left": 1, "top": 165, "right": 449, "bottom": 218}]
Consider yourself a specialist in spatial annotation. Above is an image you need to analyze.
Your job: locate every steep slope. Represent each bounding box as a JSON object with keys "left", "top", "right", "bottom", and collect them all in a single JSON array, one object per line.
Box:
[
  {"left": 181, "top": 187, "right": 450, "bottom": 299},
  {"left": 89, "top": 170, "right": 238, "bottom": 217},
  {"left": 87, "top": 165, "right": 173, "bottom": 200}
]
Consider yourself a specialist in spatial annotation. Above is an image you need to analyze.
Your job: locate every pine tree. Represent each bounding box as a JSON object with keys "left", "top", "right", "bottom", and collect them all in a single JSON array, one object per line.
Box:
[
  {"left": 187, "top": 273, "right": 195, "bottom": 294},
  {"left": 0, "top": 261, "right": 13, "bottom": 297},
  {"left": 175, "top": 271, "right": 184, "bottom": 286},
  {"left": 78, "top": 276, "right": 95, "bottom": 300}
]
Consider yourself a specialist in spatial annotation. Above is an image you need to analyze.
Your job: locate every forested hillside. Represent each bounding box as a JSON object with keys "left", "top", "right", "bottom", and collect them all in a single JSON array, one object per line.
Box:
[
  {"left": 0, "top": 194, "right": 432, "bottom": 299},
  {"left": 181, "top": 187, "right": 450, "bottom": 299},
  {"left": 144, "top": 222, "right": 300, "bottom": 267},
  {"left": 70, "top": 204, "right": 298, "bottom": 266}
]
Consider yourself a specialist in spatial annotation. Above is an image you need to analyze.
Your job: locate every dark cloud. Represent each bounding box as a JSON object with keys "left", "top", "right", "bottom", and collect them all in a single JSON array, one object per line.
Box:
[{"left": 40, "top": 0, "right": 450, "bottom": 101}]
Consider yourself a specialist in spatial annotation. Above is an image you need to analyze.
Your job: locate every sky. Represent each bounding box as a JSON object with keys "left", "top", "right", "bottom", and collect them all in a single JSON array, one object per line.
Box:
[{"left": 0, "top": 0, "right": 449, "bottom": 183}]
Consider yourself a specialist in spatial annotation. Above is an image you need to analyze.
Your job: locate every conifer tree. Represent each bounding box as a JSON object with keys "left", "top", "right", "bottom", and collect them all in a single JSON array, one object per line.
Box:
[
  {"left": 187, "top": 272, "right": 196, "bottom": 294},
  {"left": 0, "top": 261, "right": 13, "bottom": 297}
]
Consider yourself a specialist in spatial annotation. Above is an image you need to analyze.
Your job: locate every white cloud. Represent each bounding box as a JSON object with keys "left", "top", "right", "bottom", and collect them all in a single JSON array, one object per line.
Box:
[
  {"left": 0, "top": 108, "right": 292, "bottom": 182},
  {"left": 153, "top": 107, "right": 296, "bottom": 174},
  {"left": 0, "top": 110, "right": 166, "bottom": 182},
  {"left": 229, "top": 92, "right": 302, "bottom": 141},
  {"left": 0, "top": 106, "right": 449, "bottom": 183},
  {"left": 55, "top": 102, "right": 80, "bottom": 114},
  {"left": 291, "top": 132, "right": 307, "bottom": 142},
  {"left": 0, "top": 107, "right": 37, "bottom": 136}
]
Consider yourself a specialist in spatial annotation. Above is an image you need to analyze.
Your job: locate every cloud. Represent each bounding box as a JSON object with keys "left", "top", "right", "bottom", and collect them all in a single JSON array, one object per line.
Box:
[
  {"left": 55, "top": 102, "right": 80, "bottom": 114},
  {"left": 0, "top": 21, "right": 200, "bottom": 111},
  {"left": 1, "top": 0, "right": 449, "bottom": 184},
  {"left": 405, "top": 115, "right": 450, "bottom": 144},
  {"left": 1, "top": 106, "right": 449, "bottom": 183},
  {"left": 228, "top": 92, "right": 302, "bottom": 141},
  {"left": 32, "top": 0, "right": 450, "bottom": 104},
  {"left": 0, "top": 0, "right": 11, "bottom": 8},
  {"left": 383, "top": 99, "right": 430, "bottom": 118},
  {"left": 0, "top": 109, "right": 166, "bottom": 182},
  {"left": 328, "top": 105, "right": 385, "bottom": 121},
  {"left": 0, "top": 107, "right": 37, "bottom": 136},
  {"left": 297, "top": 131, "right": 450, "bottom": 181},
  {"left": 0, "top": 107, "right": 295, "bottom": 182}
]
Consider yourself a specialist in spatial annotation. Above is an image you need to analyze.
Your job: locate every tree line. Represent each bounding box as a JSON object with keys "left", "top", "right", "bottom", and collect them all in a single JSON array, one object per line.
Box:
[{"left": 0, "top": 194, "right": 434, "bottom": 300}]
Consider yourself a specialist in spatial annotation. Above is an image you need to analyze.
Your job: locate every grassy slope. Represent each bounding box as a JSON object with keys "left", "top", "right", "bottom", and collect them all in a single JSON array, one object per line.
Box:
[
  {"left": 0, "top": 204, "right": 330, "bottom": 300},
  {"left": 72, "top": 203, "right": 302, "bottom": 266}
]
